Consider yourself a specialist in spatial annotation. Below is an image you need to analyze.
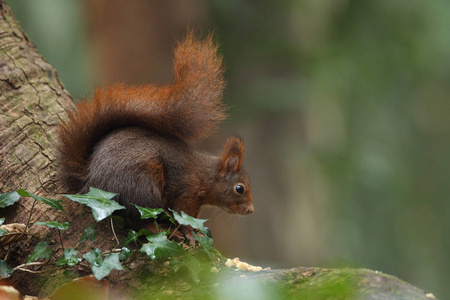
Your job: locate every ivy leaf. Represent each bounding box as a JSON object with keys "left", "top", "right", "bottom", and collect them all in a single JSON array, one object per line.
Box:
[
  {"left": 169, "top": 209, "right": 208, "bottom": 236},
  {"left": 123, "top": 228, "right": 152, "bottom": 247},
  {"left": 79, "top": 224, "right": 97, "bottom": 242},
  {"left": 0, "top": 191, "right": 20, "bottom": 208},
  {"left": 56, "top": 248, "right": 81, "bottom": 266},
  {"left": 99, "top": 253, "right": 123, "bottom": 278},
  {"left": 140, "top": 232, "right": 184, "bottom": 260},
  {"left": 0, "top": 259, "right": 13, "bottom": 278},
  {"left": 119, "top": 247, "right": 132, "bottom": 261},
  {"left": 64, "top": 187, "right": 125, "bottom": 221},
  {"left": 123, "top": 230, "right": 138, "bottom": 247},
  {"left": 193, "top": 232, "right": 213, "bottom": 260},
  {"left": 27, "top": 241, "right": 52, "bottom": 263},
  {"left": 83, "top": 248, "right": 103, "bottom": 265},
  {"left": 133, "top": 205, "right": 165, "bottom": 219},
  {"left": 34, "top": 221, "right": 70, "bottom": 230},
  {"left": 0, "top": 218, "right": 6, "bottom": 238},
  {"left": 16, "top": 190, "right": 64, "bottom": 211},
  {"left": 83, "top": 249, "right": 123, "bottom": 280}
]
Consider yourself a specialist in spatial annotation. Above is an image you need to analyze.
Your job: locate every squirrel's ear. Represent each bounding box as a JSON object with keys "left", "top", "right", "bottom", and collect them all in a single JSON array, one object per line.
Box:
[{"left": 219, "top": 136, "right": 244, "bottom": 176}]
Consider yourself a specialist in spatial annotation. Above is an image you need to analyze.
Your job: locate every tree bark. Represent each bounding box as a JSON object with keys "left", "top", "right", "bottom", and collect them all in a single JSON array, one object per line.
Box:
[
  {"left": 0, "top": 1, "right": 71, "bottom": 194},
  {"left": 0, "top": 1, "right": 91, "bottom": 295}
]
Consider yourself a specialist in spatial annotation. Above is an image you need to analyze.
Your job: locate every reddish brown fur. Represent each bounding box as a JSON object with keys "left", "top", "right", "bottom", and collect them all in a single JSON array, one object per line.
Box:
[
  {"left": 58, "top": 32, "right": 226, "bottom": 192},
  {"left": 219, "top": 136, "right": 245, "bottom": 176}
]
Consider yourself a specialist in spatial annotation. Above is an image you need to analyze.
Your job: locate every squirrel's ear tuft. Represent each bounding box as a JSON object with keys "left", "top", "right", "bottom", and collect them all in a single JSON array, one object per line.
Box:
[{"left": 220, "top": 136, "right": 245, "bottom": 176}]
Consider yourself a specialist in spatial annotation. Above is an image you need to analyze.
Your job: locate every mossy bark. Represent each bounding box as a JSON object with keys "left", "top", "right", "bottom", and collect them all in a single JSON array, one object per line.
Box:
[{"left": 128, "top": 266, "right": 437, "bottom": 300}]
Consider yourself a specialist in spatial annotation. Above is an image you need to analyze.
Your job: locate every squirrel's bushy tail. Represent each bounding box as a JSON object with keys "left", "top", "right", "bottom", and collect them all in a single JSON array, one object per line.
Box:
[{"left": 57, "top": 32, "right": 226, "bottom": 192}]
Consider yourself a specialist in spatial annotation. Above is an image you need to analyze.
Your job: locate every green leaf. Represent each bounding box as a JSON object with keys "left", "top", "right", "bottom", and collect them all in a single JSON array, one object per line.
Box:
[
  {"left": 123, "top": 229, "right": 139, "bottom": 247},
  {"left": 17, "top": 190, "right": 64, "bottom": 211},
  {"left": 83, "top": 249, "right": 123, "bottom": 280},
  {"left": 64, "top": 187, "right": 125, "bottom": 221},
  {"left": 34, "top": 221, "right": 70, "bottom": 230},
  {"left": 0, "top": 259, "right": 13, "bottom": 278},
  {"left": 99, "top": 253, "right": 123, "bottom": 279},
  {"left": 193, "top": 232, "right": 213, "bottom": 260},
  {"left": 0, "top": 191, "right": 20, "bottom": 208},
  {"left": 79, "top": 224, "right": 97, "bottom": 242},
  {"left": 83, "top": 248, "right": 103, "bottom": 265},
  {"left": 123, "top": 230, "right": 137, "bottom": 247},
  {"left": 123, "top": 228, "right": 152, "bottom": 247},
  {"left": 169, "top": 209, "right": 208, "bottom": 236},
  {"left": 0, "top": 218, "right": 6, "bottom": 238},
  {"left": 140, "top": 232, "right": 184, "bottom": 260},
  {"left": 32, "top": 195, "right": 64, "bottom": 211},
  {"left": 119, "top": 247, "right": 132, "bottom": 261},
  {"left": 133, "top": 205, "right": 165, "bottom": 219},
  {"left": 27, "top": 241, "right": 52, "bottom": 263},
  {"left": 56, "top": 248, "right": 81, "bottom": 266},
  {"left": 16, "top": 189, "right": 30, "bottom": 197}
]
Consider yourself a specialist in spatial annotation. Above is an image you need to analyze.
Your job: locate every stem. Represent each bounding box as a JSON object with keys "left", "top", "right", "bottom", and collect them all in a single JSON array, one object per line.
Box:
[
  {"left": 4, "top": 244, "right": 11, "bottom": 261},
  {"left": 110, "top": 217, "right": 120, "bottom": 247},
  {"left": 15, "top": 267, "right": 62, "bottom": 274},
  {"left": 58, "top": 229, "right": 65, "bottom": 251},
  {"left": 102, "top": 248, "right": 122, "bottom": 256},
  {"left": 13, "top": 261, "right": 45, "bottom": 269},
  {"left": 6, "top": 199, "right": 38, "bottom": 260},
  {"left": 168, "top": 224, "right": 181, "bottom": 240},
  {"left": 154, "top": 220, "right": 161, "bottom": 233},
  {"left": 24, "top": 199, "right": 38, "bottom": 235}
]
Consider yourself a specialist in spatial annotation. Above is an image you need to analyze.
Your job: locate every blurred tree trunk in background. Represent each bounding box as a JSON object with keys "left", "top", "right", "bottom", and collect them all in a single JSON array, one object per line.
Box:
[{"left": 83, "top": 0, "right": 209, "bottom": 85}]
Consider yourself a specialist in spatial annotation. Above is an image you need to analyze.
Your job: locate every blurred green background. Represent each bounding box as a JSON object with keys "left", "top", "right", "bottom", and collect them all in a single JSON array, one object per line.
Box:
[{"left": 9, "top": 0, "right": 450, "bottom": 297}]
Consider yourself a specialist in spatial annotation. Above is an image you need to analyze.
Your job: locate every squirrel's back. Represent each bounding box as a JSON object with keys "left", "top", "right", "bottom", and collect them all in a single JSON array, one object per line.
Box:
[{"left": 57, "top": 32, "right": 226, "bottom": 192}]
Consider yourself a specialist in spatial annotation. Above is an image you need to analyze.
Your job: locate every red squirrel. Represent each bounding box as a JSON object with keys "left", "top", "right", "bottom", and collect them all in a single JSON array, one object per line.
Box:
[{"left": 57, "top": 32, "right": 253, "bottom": 237}]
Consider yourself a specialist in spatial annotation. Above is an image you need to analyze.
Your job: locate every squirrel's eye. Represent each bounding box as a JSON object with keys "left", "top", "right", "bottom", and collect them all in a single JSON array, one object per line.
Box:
[{"left": 235, "top": 184, "right": 245, "bottom": 195}]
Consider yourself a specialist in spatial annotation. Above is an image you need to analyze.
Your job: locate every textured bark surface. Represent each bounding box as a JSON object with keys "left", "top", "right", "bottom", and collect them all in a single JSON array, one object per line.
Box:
[
  {"left": 0, "top": 2, "right": 71, "bottom": 194},
  {"left": 0, "top": 0, "right": 72, "bottom": 228},
  {"left": 0, "top": 1, "right": 88, "bottom": 295}
]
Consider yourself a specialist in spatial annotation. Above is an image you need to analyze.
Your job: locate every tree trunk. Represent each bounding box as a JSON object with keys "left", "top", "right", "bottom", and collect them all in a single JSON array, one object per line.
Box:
[
  {"left": 83, "top": 0, "right": 209, "bottom": 86},
  {"left": 0, "top": 2, "right": 71, "bottom": 194},
  {"left": 0, "top": 1, "right": 92, "bottom": 295}
]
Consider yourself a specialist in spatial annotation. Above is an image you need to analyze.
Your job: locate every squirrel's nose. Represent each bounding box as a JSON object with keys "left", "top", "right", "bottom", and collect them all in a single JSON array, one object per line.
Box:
[{"left": 245, "top": 205, "right": 254, "bottom": 215}]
